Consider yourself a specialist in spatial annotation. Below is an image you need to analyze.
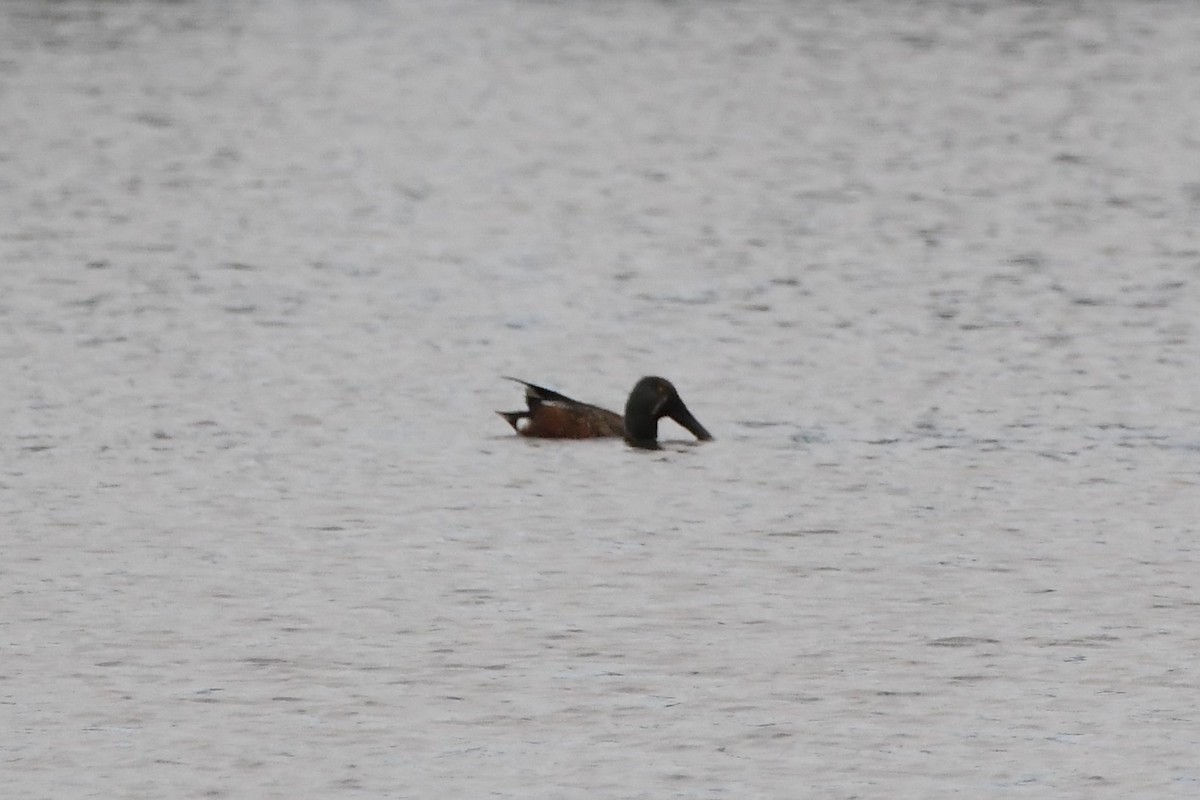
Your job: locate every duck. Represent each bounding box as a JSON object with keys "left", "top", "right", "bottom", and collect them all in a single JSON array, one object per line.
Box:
[{"left": 497, "top": 376, "right": 712, "bottom": 450}]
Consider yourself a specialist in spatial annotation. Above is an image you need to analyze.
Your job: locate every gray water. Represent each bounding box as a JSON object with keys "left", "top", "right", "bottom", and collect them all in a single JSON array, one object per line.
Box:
[{"left": 3, "top": 1, "right": 1200, "bottom": 797}]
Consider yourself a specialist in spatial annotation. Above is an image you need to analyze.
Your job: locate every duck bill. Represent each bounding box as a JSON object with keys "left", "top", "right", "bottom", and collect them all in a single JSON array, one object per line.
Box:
[{"left": 668, "top": 399, "right": 713, "bottom": 441}]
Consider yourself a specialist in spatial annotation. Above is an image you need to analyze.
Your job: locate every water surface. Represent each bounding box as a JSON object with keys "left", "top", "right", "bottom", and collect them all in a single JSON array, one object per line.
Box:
[{"left": 3, "top": 1, "right": 1200, "bottom": 797}]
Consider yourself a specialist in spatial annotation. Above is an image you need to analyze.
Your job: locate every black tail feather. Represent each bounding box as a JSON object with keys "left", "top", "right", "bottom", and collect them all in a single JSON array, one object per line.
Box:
[{"left": 496, "top": 410, "right": 527, "bottom": 432}]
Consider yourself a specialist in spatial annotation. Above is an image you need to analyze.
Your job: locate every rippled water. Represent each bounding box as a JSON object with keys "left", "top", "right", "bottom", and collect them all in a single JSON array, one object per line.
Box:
[{"left": 4, "top": 1, "right": 1200, "bottom": 797}]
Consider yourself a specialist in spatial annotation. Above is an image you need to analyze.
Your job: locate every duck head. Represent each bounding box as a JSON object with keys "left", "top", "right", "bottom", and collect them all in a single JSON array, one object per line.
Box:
[{"left": 623, "top": 376, "right": 713, "bottom": 450}]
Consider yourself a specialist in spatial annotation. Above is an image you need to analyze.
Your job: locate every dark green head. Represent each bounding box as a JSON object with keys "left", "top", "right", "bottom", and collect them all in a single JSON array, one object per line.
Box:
[{"left": 623, "top": 376, "right": 713, "bottom": 450}]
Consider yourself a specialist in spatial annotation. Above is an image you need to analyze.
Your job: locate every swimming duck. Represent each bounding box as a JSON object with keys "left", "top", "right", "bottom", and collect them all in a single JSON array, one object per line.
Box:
[{"left": 497, "top": 376, "right": 712, "bottom": 450}]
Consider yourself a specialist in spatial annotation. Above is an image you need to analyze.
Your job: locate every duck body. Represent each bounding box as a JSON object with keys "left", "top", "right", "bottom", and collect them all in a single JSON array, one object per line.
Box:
[{"left": 497, "top": 376, "right": 712, "bottom": 450}]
